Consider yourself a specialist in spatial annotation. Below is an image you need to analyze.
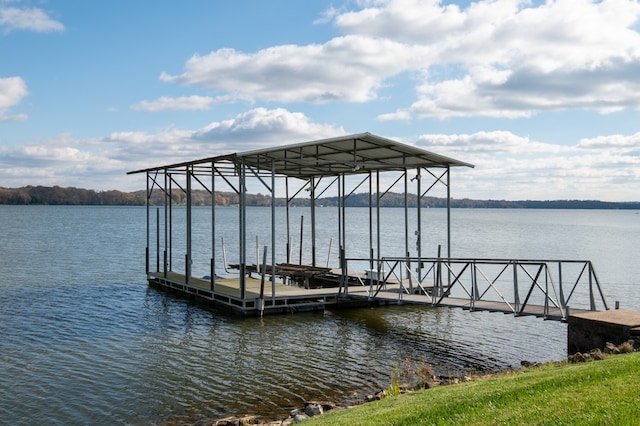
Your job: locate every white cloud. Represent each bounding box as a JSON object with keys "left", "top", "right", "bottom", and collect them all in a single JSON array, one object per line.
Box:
[
  {"left": 0, "top": 108, "right": 346, "bottom": 190},
  {"left": 131, "top": 95, "right": 214, "bottom": 112},
  {"left": 0, "top": 76, "right": 28, "bottom": 121},
  {"left": 577, "top": 131, "right": 640, "bottom": 150},
  {"left": 342, "top": 0, "right": 640, "bottom": 119},
  {"left": 0, "top": 6, "right": 64, "bottom": 33},
  {"left": 193, "top": 107, "right": 345, "bottom": 144},
  {"left": 417, "top": 131, "right": 570, "bottom": 155},
  {"left": 160, "top": 0, "right": 640, "bottom": 119},
  {"left": 0, "top": 118, "right": 637, "bottom": 200},
  {"left": 416, "top": 130, "right": 640, "bottom": 200},
  {"left": 313, "top": 5, "right": 341, "bottom": 24},
  {"left": 160, "top": 35, "right": 418, "bottom": 103}
]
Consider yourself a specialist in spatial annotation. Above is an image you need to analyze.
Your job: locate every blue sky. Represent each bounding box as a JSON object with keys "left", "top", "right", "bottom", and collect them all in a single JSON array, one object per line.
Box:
[{"left": 1, "top": 0, "right": 639, "bottom": 201}]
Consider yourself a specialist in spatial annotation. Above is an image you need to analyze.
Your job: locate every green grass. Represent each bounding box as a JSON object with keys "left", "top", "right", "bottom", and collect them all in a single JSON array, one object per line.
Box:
[{"left": 305, "top": 352, "right": 640, "bottom": 425}]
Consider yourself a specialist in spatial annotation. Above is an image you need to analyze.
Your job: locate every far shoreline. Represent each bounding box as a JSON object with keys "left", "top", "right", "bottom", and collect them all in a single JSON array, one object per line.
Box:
[{"left": 2, "top": 185, "right": 640, "bottom": 209}]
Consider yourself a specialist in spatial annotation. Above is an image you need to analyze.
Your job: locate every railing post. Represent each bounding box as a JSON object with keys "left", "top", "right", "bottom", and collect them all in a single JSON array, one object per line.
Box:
[
  {"left": 435, "top": 245, "right": 442, "bottom": 301},
  {"left": 469, "top": 262, "right": 476, "bottom": 310},
  {"left": 398, "top": 260, "right": 403, "bottom": 303},
  {"left": 513, "top": 261, "right": 520, "bottom": 314},
  {"left": 558, "top": 262, "right": 565, "bottom": 309},
  {"left": 156, "top": 207, "right": 160, "bottom": 272},
  {"left": 407, "top": 254, "right": 413, "bottom": 294},
  {"left": 472, "top": 261, "right": 479, "bottom": 301},
  {"left": 259, "top": 245, "right": 267, "bottom": 316},
  {"left": 589, "top": 262, "right": 595, "bottom": 311},
  {"left": 544, "top": 264, "right": 549, "bottom": 318}
]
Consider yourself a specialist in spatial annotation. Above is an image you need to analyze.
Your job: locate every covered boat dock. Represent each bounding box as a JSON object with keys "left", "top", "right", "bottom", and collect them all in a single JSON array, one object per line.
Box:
[{"left": 127, "top": 132, "right": 475, "bottom": 315}]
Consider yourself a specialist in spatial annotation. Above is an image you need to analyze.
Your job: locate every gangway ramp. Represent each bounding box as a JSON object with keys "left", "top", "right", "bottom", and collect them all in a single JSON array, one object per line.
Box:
[{"left": 342, "top": 256, "right": 609, "bottom": 321}]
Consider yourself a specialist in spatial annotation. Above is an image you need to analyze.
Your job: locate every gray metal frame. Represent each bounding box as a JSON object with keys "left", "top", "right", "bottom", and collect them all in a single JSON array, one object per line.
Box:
[
  {"left": 128, "top": 132, "right": 473, "bottom": 303},
  {"left": 343, "top": 256, "right": 608, "bottom": 320}
]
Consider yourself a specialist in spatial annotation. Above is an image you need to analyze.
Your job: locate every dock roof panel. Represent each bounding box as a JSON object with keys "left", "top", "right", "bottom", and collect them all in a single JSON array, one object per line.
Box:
[{"left": 127, "top": 132, "right": 473, "bottom": 178}]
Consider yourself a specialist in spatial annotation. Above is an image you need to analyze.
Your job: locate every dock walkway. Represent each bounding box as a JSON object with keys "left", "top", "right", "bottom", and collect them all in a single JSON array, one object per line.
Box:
[
  {"left": 357, "top": 290, "right": 592, "bottom": 320},
  {"left": 148, "top": 271, "right": 591, "bottom": 320}
]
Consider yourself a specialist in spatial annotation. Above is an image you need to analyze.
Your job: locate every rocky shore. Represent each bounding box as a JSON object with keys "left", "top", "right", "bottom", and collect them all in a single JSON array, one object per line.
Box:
[
  {"left": 188, "top": 341, "right": 636, "bottom": 426},
  {"left": 189, "top": 372, "right": 485, "bottom": 425}
]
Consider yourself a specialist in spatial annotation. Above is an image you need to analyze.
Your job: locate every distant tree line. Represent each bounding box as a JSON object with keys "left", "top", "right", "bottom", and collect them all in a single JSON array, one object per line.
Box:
[
  {"left": 1, "top": 185, "right": 639, "bottom": 209},
  {"left": 0, "top": 186, "right": 144, "bottom": 205}
]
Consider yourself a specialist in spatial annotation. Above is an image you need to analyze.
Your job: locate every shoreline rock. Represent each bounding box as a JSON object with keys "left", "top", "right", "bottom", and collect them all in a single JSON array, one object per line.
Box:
[{"left": 196, "top": 342, "right": 638, "bottom": 426}]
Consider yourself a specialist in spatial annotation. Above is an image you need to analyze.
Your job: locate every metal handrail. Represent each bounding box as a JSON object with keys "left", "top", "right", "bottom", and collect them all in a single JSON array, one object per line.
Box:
[{"left": 342, "top": 256, "right": 609, "bottom": 320}]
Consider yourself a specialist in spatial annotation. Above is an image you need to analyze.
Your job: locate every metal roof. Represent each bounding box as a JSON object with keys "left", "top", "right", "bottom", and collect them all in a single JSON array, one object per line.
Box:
[{"left": 128, "top": 132, "right": 473, "bottom": 178}]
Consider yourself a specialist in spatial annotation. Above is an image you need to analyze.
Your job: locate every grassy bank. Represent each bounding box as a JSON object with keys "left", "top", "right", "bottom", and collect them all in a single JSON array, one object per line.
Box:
[{"left": 305, "top": 352, "right": 640, "bottom": 425}]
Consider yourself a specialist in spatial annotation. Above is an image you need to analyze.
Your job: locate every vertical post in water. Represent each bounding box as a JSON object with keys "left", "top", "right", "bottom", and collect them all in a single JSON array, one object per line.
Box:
[
  {"left": 271, "top": 160, "right": 276, "bottom": 298},
  {"left": 156, "top": 207, "right": 160, "bottom": 272},
  {"left": 446, "top": 166, "right": 451, "bottom": 260},
  {"left": 310, "top": 176, "right": 316, "bottom": 267},
  {"left": 341, "top": 174, "right": 347, "bottom": 257},
  {"left": 369, "top": 171, "right": 374, "bottom": 271},
  {"left": 338, "top": 175, "right": 345, "bottom": 293},
  {"left": 145, "top": 171, "right": 150, "bottom": 275},
  {"left": 169, "top": 175, "right": 173, "bottom": 271},
  {"left": 404, "top": 166, "right": 409, "bottom": 259},
  {"left": 186, "top": 165, "right": 192, "bottom": 285},
  {"left": 376, "top": 171, "right": 381, "bottom": 273},
  {"left": 446, "top": 166, "right": 452, "bottom": 289},
  {"left": 403, "top": 165, "right": 412, "bottom": 293},
  {"left": 238, "top": 161, "right": 247, "bottom": 300},
  {"left": 299, "top": 215, "right": 304, "bottom": 265},
  {"left": 163, "top": 172, "right": 168, "bottom": 277},
  {"left": 211, "top": 161, "right": 216, "bottom": 292},
  {"left": 416, "top": 167, "right": 422, "bottom": 281},
  {"left": 338, "top": 174, "right": 343, "bottom": 265},
  {"left": 285, "top": 177, "right": 291, "bottom": 264}
]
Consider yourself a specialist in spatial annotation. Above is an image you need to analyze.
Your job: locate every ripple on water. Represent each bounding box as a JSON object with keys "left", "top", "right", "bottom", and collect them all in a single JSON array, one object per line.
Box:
[{"left": 0, "top": 279, "right": 568, "bottom": 425}]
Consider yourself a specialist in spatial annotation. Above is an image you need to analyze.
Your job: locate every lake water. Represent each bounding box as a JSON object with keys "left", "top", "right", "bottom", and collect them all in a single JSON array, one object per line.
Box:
[{"left": 1, "top": 205, "right": 639, "bottom": 425}]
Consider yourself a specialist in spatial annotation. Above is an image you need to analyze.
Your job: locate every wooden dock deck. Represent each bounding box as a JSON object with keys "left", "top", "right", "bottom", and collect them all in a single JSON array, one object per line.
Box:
[
  {"left": 148, "top": 271, "right": 592, "bottom": 320},
  {"left": 148, "top": 271, "right": 373, "bottom": 314}
]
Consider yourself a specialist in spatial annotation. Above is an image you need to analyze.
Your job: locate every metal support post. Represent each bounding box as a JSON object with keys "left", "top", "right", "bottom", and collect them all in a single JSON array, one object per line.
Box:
[
  {"left": 513, "top": 261, "right": 520, "bottom": 313},
  {"left": 186, "top": 165, "right": 192, "bottom": 285}
]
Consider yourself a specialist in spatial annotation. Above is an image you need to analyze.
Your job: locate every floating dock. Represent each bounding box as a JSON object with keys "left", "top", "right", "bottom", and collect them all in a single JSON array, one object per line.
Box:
[
  {"left": 147, "top": 258, "right": 600, "bottom": 321},
  {"left": 148, "top": 270, "right": 369, "bottom": 314}
]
